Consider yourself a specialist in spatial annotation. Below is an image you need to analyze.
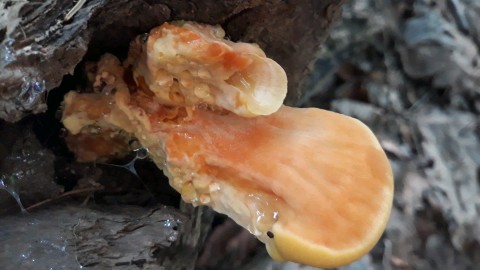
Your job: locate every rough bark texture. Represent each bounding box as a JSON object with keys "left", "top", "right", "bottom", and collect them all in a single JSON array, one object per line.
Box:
[
  {"left": 0, "top": 0, "right": 344, "bottom": 122},
  {"left": 0, "top": 205, "right": 213, "bottom": 269},
  {"left": 0, "top": 116, "right": 216, "bottom": 269}
]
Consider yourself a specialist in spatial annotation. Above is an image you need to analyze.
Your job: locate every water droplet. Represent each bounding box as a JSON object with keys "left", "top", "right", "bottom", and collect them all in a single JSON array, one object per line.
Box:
[
  {"left": 32, "top": 80, "right": 45, "bottom": 94},
  {"left": 134, "top": 147, "right": 149, "bottom": 159},
  {"left": 246, "top": 193, "right": 279, "bottom": 234},
  {"left": 199, "top": 194, "right": 211, "bottom": 204},
  {"left": 168, "top": 233, "right": 178, "bottom": 242},
  {"left": 163, "top": 219, "right": 174, "bottom": 228},
  {"left": 18, "top": 77, "right": 46, "bottom": 109},
  {"left": 59, "top": 128, "right": 68, "bottom": 138},
  {"left": 0, "top": 39, "right": 16, "bottom": 67},
  {"left": 140, "top": 33, "right": 149, "bottom": 44},
  {"left": 209, "top": 183, "right": 221, "bottom": 194},
  {"left": 273, "top": 211, "right": 279, "bottom": 221}
]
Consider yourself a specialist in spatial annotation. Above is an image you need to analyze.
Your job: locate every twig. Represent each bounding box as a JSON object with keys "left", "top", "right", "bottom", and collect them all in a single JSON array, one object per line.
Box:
[
  {"left": 64, "top": 0, "right": 87, "bottom": 22},
  {"left": 25, "top": 186, "right": 103, "bottom": 211}
]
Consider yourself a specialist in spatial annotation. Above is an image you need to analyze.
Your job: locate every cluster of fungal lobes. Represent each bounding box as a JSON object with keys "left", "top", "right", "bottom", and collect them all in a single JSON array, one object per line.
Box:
[{"left": 61, "top": 21, "right": 394, "bottom": 268}]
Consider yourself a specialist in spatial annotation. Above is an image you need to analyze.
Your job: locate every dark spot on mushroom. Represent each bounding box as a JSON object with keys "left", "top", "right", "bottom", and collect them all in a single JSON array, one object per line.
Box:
[{"left": 267, "top": 231, "right": 274, "bottom": 238}]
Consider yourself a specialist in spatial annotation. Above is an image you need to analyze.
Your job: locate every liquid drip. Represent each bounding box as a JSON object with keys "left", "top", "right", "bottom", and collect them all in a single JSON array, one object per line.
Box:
[
  {"left": 99, "top": 146, "right": 149, "bottom": 177},
  {"left": 245, "top": 193, "right": 280, "bottom": 237},
  {"left": 98, "top": 147, "right": 156, "bottom": 199},
  {"left": 0, "top": 176, "right": 27, "bottom": 213}
]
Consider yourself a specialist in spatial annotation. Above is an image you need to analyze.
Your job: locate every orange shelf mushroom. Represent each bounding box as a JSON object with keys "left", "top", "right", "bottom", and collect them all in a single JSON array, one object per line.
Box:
[
  {"left": 61, "top": 22, "right": 394, "bottom": 268},
  {"left": 126, "top": 21, "right": 287, "bottom": 117}
]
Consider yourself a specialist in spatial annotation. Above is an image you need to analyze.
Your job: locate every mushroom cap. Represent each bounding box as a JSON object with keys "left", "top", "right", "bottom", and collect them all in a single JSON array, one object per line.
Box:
[
  {"left": 161, "top": 106, "right": 394, "bottom": 268},
  {"left": 63, "top": 81, "right": 393, "bottom": 267},
  {"left": 131, "top": 22, "right": 287, "bottom": 117}
]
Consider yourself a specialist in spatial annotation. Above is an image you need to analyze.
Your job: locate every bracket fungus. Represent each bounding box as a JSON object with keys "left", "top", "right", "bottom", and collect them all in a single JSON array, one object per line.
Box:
[{"left": 61, "top": 22, "right": 393, "bottom": 268}]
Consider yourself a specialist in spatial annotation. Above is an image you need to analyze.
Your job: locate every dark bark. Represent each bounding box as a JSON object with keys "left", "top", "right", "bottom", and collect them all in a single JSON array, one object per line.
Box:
[{"left": 0, "top": 0, "right": 344, "bottom": 122}]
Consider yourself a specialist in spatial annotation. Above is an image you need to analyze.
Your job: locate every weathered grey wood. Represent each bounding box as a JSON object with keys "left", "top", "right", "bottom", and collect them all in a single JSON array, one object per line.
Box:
[
  {"left": 417, "top": 108, "right": 480, "bottom": 252},
  {"left": 0, "top": 205, "right": 214, "bottom": 269}
]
